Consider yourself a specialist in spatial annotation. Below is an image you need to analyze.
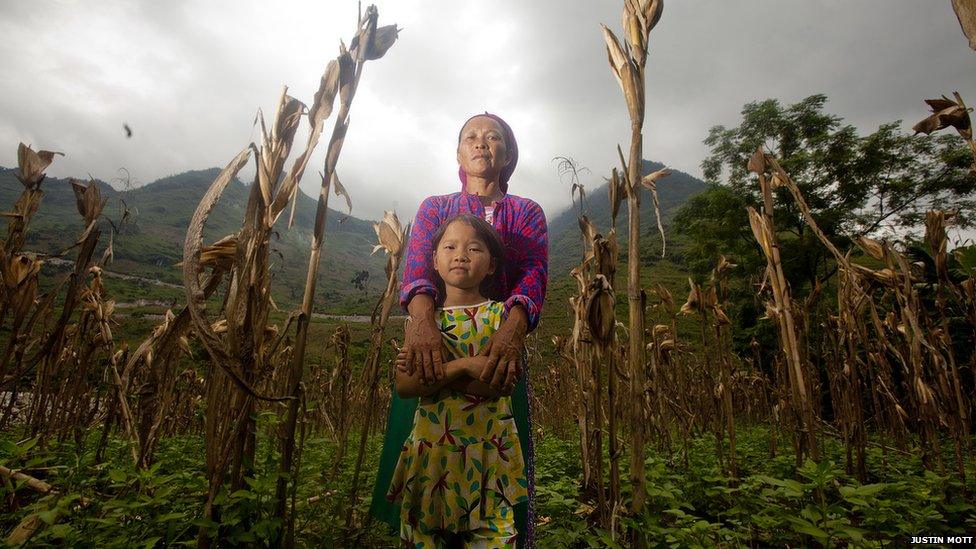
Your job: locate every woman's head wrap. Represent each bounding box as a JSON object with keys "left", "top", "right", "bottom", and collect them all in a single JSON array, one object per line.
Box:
[{"left": 457, "top": 112, "right": 518, "bottom": 193}]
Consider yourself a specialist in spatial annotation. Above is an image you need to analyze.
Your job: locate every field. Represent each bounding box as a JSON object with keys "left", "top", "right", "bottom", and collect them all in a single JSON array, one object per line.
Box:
[
  {"left": 4, "top": 402, "right": 975, "bottom": 546},
  {"left": 3, "top": 2, "right": 976, "bottom": 548}
]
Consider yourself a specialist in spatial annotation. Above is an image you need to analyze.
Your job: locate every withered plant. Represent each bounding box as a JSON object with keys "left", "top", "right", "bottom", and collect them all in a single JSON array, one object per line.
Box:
[
  {"left": 127, "top": 237, "right": 232, "bottom": 467},
  {"left": 746, "top": 150, "right": 820, "bottom": 464},
  {"left": 601, "top": 0, "right": 666, "bottom": 526},
  {"left": 179, "top": 7, "right": 397, "bottom": 544},
  {"left": 345, "top": 210, "right": 408, "bottom": 529}
]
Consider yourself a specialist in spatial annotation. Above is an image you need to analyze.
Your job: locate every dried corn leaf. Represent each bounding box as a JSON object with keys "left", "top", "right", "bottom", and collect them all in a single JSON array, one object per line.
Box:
[
  {"left": 333, "top": 171, "right": 353, "bottom": 219},
  {"left": 602, "top": 25, "right": 643, "bottom": 122},
  {"left": 679, "top": 278, "right": 702, "bottom": 314},
  {"left": 609, "top": 168, "right": 626, "bottom": 223},
  {"left": 309, "top": 59, "right": 340, "bottom": 130},
  {"left": 183, "top": 148, "right": 251, "bottom": 364},
  {"left": 69, "top": 178, "right": 106, "bottom": 224},
  {"left": 2, "top": 253, "right": 41, "bottom": 288},
  {"left": 747, "top": 207, "right": 773, "bottom": 258},
  {"left": 5, "top": 513, "right": 44, "bottom": 545},
  {"left": 713, "top": 305, "right": 731, "bottom": 326},
  {"left": 602, "top": 25, "right": 628, "bottom": 78},
  {"left": 643, "top": 0, "right": 664, "bottom": 34},
  {"left": 325, "top": 119, "right": 348, "bottom": 175},
  {"left": 925, "top": 210, "right": 949, "bottom": 280},
  {"left": 639, "top": 168, "right": 670, "bottom": 190},
  {"left": 273, "top": 92, "right": 306, "bottom": 146},
  {"left": 16, "top": 143, "right": 62, "bottom": 186},
  {"left": 762, "top": 301, "right": 780, "bottom": 320},
  {"left": 338, "top": 48, "right": 356, "bottom": 106},
  {"left": 715, "top": 254, "right": 736, "bottom": 276},
  {"left": 372, "top": 210, "right": 403, "bottom": 256},
  {"left": 653, "top": 283, "right": 675, "bottom": 314},
  {"left": 200, "top": 235, "right": 238, "bottom": 271},
  {"left": 952, "top": 0, "right": 976, "bottom": 50},
  {"left": 854, "top": 236, "right": 886, "bottom": 261},
  {"left": 623, "top": 3, "right": 645, "bottom": 64},
  {"left": 593, "top": 234, "right": 617, "bottom": 280},
  {"left": 101, "top": 231, "right": 114, "bottom": 265},
  {"left": 578, "top": 215, "right": 596, "bottom": 244},
  {"left": 912, "top": 93, "right": 972, "bottom": 139},
  {"left": 747, "top": 147, "right": 766, "bottom": 175},
  {"left": 364, "top": 24, "right": 399, "bottom": 60},
  {"left": 703, "top": 286, "right": 718, "bottom": 308}
]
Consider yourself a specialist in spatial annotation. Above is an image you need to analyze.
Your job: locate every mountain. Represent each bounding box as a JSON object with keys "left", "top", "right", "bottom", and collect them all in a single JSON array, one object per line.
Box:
[
  {"left": 545, "top": 160, "right": 707, "bottom": 277},
  {"left": 0, "top": 167, "right": 387, "bottom": 313},
  {"left": 0, "top": 159, "right": 706, "bottom": 316}
]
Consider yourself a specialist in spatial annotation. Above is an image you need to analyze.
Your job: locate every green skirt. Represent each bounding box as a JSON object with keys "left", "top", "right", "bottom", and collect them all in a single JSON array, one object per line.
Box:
[{"left": 370, "top": 371, "right": 533, "bottom": 547}]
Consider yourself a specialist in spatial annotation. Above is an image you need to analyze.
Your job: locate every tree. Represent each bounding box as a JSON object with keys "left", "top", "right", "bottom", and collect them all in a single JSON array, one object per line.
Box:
[
  {"left": 675, "top": 94, "right": 976, "bottom": 355},
  {"left": 679, "top": 94, "right": 974, "bottom": 288}
]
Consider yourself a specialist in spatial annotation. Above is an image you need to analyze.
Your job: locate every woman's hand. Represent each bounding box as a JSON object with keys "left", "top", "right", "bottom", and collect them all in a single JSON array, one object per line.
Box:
[
  {"left": 395, "top": 349, "right": 408, "bottom": 373},
  {"left": 403, "top": 294, "right": 445, "bottom": 383},
  {"left": 479, "top": 305, "right": 527, "bottom": 389}
]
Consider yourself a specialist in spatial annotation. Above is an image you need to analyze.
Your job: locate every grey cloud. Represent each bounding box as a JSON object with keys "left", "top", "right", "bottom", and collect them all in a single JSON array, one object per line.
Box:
[{"left": 1, "top": 0, "right": 973, "bottom": 225}]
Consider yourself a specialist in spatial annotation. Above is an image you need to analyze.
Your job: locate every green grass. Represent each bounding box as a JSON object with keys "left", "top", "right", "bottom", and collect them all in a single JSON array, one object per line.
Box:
[{"left": 4, "top": 424, "right": 973, "bottom": 547}]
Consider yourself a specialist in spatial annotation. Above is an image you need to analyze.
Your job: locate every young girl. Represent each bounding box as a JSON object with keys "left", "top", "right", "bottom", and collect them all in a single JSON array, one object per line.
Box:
[{"left": 387, "top": 214, "right": 528, "bottom": 548}]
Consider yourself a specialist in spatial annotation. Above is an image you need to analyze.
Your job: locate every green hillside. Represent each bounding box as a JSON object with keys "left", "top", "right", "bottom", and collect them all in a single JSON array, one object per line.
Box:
[
  {"left": 540, "top": 160, "right": 707, "bottom": 335},
  {"left": 546, "top": 160, "right": 705, "bottom": 276},
  {"left": 0, "top": 167, "right": 388, "bottom": 313}
]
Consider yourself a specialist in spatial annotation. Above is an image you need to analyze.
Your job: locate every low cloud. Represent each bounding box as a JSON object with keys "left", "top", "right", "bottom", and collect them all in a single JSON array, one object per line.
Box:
[{"left": 1, "top": 0, "right": 973, "bottom": 224}]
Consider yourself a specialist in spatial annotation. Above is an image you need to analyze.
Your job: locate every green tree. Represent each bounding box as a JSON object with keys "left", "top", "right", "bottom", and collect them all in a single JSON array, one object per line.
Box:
[
  {"left": 675, "top": 94, "right": 975, "bottom": 354},
  {"left": 679, "top": 94, "right": 974, "bottom": 287}
]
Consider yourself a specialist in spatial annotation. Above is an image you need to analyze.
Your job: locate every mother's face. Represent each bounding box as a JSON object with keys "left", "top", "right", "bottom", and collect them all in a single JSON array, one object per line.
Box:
[{"left": 456, "top": 116, "right": 510, "bottom": 181}]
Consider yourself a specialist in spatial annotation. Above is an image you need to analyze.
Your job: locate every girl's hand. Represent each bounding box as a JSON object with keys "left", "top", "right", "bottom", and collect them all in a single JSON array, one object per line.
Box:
[{"left": 463, "top": 356, "right": 488, "bottom": 379}]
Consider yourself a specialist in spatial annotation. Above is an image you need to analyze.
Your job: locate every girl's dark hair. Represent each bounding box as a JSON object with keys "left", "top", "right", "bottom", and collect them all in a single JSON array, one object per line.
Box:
[{"left": 430, "top": 213, "right": 506, "bottom": 304}]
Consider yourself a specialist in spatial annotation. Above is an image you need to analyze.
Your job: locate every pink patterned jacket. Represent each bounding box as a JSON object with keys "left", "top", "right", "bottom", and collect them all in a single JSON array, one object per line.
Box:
[{"left": 399, "top": 191, "right": 548, "bottom": 331}]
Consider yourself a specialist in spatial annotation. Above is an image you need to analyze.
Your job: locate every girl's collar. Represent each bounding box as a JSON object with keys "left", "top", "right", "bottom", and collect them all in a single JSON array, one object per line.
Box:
[{"left": 439, "top": 300, "right": 492, "bottom": 310}]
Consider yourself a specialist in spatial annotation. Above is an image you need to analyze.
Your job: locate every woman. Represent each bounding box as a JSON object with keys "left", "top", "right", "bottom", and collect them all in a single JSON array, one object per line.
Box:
[{"left": 371, "top": 113, "right": 548, "bottom": 547}]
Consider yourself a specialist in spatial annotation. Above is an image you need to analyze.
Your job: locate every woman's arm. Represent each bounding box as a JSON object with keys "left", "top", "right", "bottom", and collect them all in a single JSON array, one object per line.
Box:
[
  {"left": 503, "top": 199, "right": 548, "bottom": 332},
  {"left": 399, "top": 196, "right": 442, "bottom": 313},
  {"left": 480, "top": 199, "right": 548, "bottom": 388},
  {"left": 399, "top": 196, "right": 446, "bottom": 382}
]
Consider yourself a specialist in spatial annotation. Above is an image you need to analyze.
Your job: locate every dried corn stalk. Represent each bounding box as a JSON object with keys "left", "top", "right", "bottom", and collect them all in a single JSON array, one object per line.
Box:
[
  {"left": 746, "top": 150, "right": 819, "bottom": 463},
  {"left": 345, "top": 211, "right": 408, "bottom": 527},
  {"left": 601, "top": 0, "right": 664, "bottom": 525}
]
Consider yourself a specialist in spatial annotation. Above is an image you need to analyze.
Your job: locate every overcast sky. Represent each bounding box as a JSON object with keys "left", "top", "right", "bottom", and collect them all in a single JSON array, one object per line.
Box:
[{"left": 1, "top": 0, "right": 974, "bottom": 224}]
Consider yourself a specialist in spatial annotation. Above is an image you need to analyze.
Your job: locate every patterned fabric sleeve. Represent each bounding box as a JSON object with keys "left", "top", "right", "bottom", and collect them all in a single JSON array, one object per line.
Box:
[
  {"left": 399, "top": 195, "right": 443, "bottom": 310},
  {"left": 503, "top": 199, "right": 548, "bottom": 332}
]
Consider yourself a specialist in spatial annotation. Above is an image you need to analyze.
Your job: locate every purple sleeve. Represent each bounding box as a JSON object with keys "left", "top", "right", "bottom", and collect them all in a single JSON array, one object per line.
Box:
[
  {"left": 503, "top": 200, "right": 548, "bottom": 332},
  {"left": 399, "top": 196, "right": 443, "bottom": 311}
]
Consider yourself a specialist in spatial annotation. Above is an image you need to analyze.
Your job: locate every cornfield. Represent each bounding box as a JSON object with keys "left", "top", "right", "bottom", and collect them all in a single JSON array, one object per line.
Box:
[{"left": 2, "top": 1, "right": 976, "bottom": 547}]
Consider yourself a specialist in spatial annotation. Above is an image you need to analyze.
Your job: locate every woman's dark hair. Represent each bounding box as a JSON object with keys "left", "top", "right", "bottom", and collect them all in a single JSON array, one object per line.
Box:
[{"left": 430, "top": 213, "right": 506, "bottom": 304}]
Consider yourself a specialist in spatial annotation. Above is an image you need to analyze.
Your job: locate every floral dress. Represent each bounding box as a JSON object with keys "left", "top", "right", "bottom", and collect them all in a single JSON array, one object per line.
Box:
[{"left": 387, "top": 300, "right": 528, "bottom": 540}]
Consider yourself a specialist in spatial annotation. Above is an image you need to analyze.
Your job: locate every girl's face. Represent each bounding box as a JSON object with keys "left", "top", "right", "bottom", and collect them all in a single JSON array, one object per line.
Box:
[{"left": 433, "top": 220, "right": 496, "bottom": 293}]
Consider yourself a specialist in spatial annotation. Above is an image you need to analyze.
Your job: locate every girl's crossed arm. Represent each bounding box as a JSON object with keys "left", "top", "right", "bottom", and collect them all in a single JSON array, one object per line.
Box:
[{"left": 395, "top": 351, "right": 512, "bottom": 399}]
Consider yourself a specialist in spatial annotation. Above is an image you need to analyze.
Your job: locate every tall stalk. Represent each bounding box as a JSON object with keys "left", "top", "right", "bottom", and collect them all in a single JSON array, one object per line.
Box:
[
  {"left": 746, "top": 150, "right": 819, "bottom": 463},
  {"left": 600, "top": 1, "right": 664, "bottom": 527},
  {"left": 346, "top": 212, "right": 408, "bottom": 529},
  {"left": 274, "top": 10, "right": 397, "bottom": 542}
]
